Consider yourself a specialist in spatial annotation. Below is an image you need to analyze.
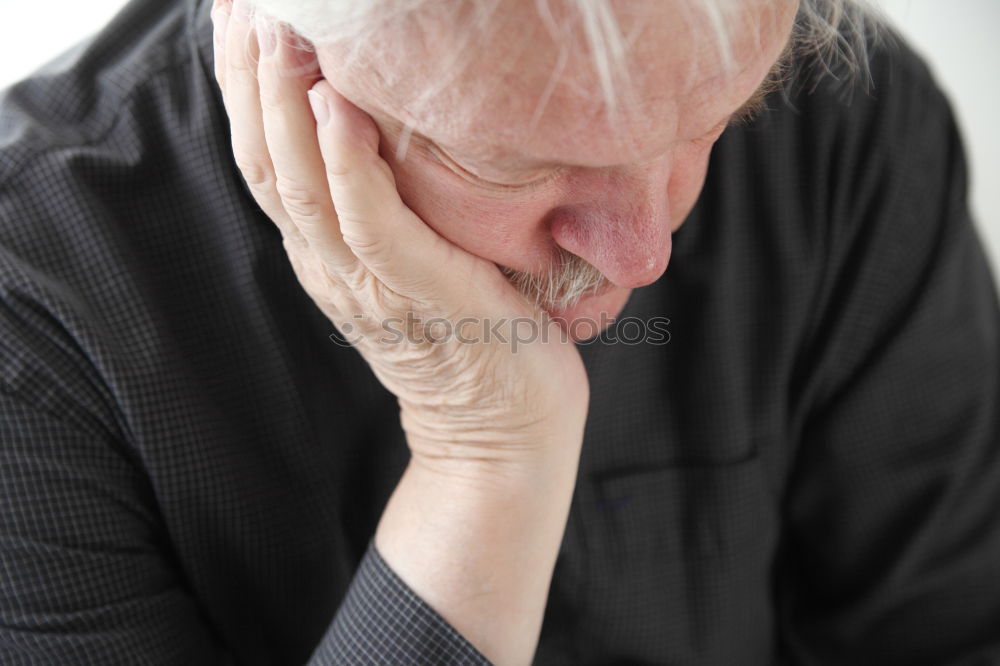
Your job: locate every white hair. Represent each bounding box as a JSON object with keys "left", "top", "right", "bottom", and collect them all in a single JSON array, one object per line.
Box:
[{"left": 248, "top": 0, "right": 885, "bottom": 105}]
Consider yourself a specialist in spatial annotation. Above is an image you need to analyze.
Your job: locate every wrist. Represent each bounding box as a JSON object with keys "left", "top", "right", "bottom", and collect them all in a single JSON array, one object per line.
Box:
[
  {"left": 374, "top": 441, "right": 583, "bottom": 665},
  {"left": 399, "top": 401, "right": 587, "bottom": 480}
]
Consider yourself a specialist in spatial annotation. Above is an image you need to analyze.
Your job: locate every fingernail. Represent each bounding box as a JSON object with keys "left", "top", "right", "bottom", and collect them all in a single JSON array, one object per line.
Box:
[
  {"left": 256, "top": 17, "right": 275, "bottom": 56},
  {"left": 232, "top": 0, "right": 250, "bottom": 24},
  {"left": 308, "top": 89, "right": 330, "bottom": 127}
]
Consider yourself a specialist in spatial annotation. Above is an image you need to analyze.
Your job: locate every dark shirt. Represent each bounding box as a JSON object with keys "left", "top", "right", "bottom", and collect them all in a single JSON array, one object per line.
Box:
[{"left": 1, "top": 0, "right": 998, "bottom": 664}]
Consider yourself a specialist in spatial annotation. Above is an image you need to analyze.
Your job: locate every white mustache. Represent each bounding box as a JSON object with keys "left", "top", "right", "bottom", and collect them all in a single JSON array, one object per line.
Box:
[{"left": 500, "top": 248, "right": 610, "bottom": 312}]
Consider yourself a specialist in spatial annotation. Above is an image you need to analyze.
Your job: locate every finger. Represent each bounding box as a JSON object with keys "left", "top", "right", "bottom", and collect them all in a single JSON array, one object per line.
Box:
[
  {"left": 210, "top": 0, "right": 229, "bottom": 91},
  {"left": 223, "top": 0, "right": 306, "bottom": 249},
  {"left": 256, "top": 21, "right": 358, "bottom": 273},
  {"left": 310, "top": 80, "right": 471, "bottom": 299}
]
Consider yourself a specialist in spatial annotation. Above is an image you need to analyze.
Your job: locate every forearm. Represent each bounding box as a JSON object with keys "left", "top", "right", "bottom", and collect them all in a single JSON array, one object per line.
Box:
[{"left": 374, "top": 428, "right": 585, "bottom": 666}]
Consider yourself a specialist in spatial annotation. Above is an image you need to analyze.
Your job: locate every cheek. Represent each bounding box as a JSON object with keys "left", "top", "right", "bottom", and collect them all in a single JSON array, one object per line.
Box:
[
  {"left": 667, "top": 144, "right": 715, "bottom": 230},
  {"left": 376, "top": 139, "right": 715, "bottom": 269},
  {"left": 382, "top": 151, "right": 557, "bottom": 267}
]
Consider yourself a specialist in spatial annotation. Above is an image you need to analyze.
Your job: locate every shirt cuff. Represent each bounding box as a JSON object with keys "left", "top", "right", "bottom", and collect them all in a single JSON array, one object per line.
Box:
[{"left": 309, "top": 538, "right": 493, "bottom": 665}]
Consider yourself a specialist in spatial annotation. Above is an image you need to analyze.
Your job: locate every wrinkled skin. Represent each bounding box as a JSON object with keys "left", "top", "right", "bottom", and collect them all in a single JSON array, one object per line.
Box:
[{"left": 209, "top": 0, "right": 797, "bottom": 466}]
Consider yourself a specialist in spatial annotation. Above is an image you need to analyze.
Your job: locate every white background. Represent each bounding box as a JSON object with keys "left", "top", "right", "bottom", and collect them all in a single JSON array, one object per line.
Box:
[{"left": 1, "top": 0, "right": 998, "bottom": 286}]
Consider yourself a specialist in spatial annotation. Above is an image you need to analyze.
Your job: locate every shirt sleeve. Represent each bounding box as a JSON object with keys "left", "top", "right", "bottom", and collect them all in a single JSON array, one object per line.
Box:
[
  {"left": 308, "top": 540, "right": 492, "bottom": 665},
  {"left": 0, "top": 388, "right": 230, "bottom": 665},
  {"left": 776, "top": 51, "right": 1000, "bottom": 663},
  {"left": 0, "top": 389, "right": 491, "bottom": 665}
]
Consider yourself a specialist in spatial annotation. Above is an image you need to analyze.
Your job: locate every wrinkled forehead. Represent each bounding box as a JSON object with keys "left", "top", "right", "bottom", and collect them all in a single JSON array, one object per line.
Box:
[{"left": 316, "top": 0, "right": 796, "bottom": 166}]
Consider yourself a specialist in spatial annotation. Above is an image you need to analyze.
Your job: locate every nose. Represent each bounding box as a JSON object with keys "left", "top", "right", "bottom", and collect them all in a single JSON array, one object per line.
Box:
[{"left": 548, "top": 167, "right": 673, "bottom": 288}]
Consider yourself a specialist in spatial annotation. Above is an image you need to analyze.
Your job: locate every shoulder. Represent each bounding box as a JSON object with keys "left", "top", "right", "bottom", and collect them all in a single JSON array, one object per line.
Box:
[
  {"left": 762, "top": 28, "right": 980, "bottom": 406},
  {"left": 0, "top": 0, "right": 192, "bottom": 161},
  {"left": 0, "top": 0, "right": 209, "bottom": 424},
  {"left": 0, "top": 0, "right": 206, "bottom": 258},
  {"left": 702, "top": 26, "right": 979, "bottom": 404},
  {"left": 781, "top": 25, "right": 957, "bottom": 202},
  {"left": 784, "top": 26, "right": 966, "bottom": 258},
  {"left": 725, "top": 25, "right": 966, "bottom": 258}
]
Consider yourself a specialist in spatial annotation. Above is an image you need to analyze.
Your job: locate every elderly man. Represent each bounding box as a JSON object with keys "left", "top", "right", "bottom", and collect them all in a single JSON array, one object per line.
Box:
[{"left": 1, "top": 0, "right": 998, "bottom": 663}]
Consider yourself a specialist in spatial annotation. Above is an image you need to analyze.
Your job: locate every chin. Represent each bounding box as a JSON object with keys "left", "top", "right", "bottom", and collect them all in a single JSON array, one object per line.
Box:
[{"left": 544, "top": 286, "right": 633, "bottom": 342}]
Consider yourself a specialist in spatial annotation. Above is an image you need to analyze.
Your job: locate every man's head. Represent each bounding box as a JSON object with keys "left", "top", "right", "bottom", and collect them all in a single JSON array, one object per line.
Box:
[{"left": 249, "top": 0, "right": 876, "bottom": 336}]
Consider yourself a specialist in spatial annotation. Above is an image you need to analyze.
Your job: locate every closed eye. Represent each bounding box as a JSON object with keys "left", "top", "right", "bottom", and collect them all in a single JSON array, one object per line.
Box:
[{"left": 427, "top": 143, "right": 562, "bottom": 192}]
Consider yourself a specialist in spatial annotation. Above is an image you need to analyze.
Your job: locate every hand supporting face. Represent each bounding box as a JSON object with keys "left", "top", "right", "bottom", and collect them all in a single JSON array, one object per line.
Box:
[
  {"left": 212, "top": 3, "right": 591, "bottom": 662},
  {"left": 210, "top": 0, "right": 589, "bottom": 469}
]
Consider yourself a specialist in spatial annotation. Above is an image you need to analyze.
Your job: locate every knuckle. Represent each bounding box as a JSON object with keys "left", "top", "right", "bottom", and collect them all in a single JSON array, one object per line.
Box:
[
  {"left": 320, "top": 260, "right": 346, "bottom": 288},
  {"left": 341, "top": 229, "right": 385, "bottom": 256},
  {"left": 274, "top": 177, "right": 323, "bottom": 221},
  {"left": 227, "top": 36, "right": 258, "bottom": 74},
  {"left": 232, "top": 151, "right": 273, "bottom": 190},
  {"left": 281, "top": 234, "right": 308, "bottom": 255},
  {"left": 324, "top": 159, "right": 352, "bottom": 179},
  {"left": 258, "top": 82, "right": 285, "bottom": 114},
  {"left": 324, "top": 151, "right": 388, "bottom": 181},
  {"left": 355, "top": 243, "right": 400, "bottom": 278},
  {"left": 337, "top": 263, "right": 375, "bottom": 296},
  {"left": 228, "top": 58, "right": 252, "bottom": 76},
  {"left": 370, "top": 285, "right": 413, "bottom": 316}
]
